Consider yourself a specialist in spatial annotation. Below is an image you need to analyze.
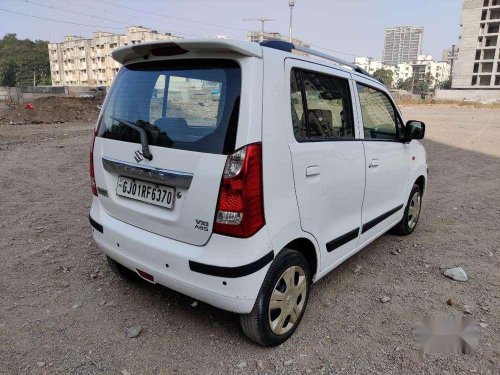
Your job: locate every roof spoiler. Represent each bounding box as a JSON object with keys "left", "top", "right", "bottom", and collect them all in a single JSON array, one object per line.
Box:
[{"left": 112, "top": 39, "right": 263, "bottom": 64}]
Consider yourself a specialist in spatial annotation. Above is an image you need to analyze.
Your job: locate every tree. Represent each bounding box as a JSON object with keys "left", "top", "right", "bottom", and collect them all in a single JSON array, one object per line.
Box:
[
  {"left": 0, "top": 59, "right": 17, "bottom": 86},
  {"left": 396, "top": 73, "right": 435, "bottom": 94},
  {"left": 438, "top": 78, "right": 452, "bottom": 90},
  {"left": 413, "top": 72, "right": 434, "bottom": 94},
  {"left": 372, "top": 68, "right": 394, "bottom": 87},
  {"left": 396, "top": 77, "right": 413, "bottom": 91},
  {"left": 0, "top": 33, "right": 51, "bottom": 86}
]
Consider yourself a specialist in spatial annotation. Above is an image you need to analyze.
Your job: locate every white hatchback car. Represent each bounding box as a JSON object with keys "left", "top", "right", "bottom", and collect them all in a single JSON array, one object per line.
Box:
[{"left": 89, "top": 39, "right": 427, "bottom": 346}]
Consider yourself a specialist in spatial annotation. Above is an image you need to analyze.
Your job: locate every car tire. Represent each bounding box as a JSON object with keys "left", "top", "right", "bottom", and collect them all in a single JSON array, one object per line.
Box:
[
  {"left": 240, "top": 248, "right": 311, "bottom": 347},
  {"left": 393, "top": 184, "right": 422, "bottom": 236},
  {"left": 106, "top": 256, "right": 137, "bottom": 280}
]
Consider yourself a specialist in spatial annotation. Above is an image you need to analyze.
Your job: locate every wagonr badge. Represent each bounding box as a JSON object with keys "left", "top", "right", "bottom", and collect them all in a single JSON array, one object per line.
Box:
[{"left": 89, "top": 39, "right": 427, "bottom": 347}]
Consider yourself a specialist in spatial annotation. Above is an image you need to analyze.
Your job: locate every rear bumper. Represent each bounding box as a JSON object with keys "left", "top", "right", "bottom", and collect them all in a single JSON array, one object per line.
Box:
[{"left": 89, "top": 198, "right": 273, "bottom": 313}]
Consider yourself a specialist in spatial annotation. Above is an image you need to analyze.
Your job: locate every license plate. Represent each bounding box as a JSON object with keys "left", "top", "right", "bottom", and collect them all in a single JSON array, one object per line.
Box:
[{"left": 116, "top": 176, "right": 175, "bottom": 209}]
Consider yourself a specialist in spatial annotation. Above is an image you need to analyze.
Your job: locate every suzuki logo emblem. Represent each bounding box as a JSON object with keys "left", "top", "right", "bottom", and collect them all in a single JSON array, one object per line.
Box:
[{"left": 134, "top": 150, "right": 144, "bottom": 163}]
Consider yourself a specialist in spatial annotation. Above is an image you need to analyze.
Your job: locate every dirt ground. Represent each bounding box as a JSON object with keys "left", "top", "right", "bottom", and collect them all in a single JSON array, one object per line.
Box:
[
  {"left": 0, "top": 97, "right": 103, "bottom": 126},
  {"left": 0, "top": 105, "right": 499, "bottom": 374}
]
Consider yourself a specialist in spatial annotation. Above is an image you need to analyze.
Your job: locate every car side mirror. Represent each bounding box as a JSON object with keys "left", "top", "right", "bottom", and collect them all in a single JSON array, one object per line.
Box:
[{"left": 405, "top": 120, "right": 425, "bottom": 141}]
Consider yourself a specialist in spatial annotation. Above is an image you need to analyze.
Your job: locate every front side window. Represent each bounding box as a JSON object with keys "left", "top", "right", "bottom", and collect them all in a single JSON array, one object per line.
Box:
[
  {"left": 290, "top": 69, "right": 355, "bottom": 141},
  {"left": 98, "top": 59, "right": 241, "bottom": 155},
  {"left": 356, "top": 84, "right": 400, "bottom": 140}
]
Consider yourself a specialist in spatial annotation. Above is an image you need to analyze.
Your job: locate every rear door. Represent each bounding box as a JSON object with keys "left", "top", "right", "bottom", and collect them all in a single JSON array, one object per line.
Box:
[
  {"left": 93, "top": 58, "right": 258, "bottom": 246},
  {"left": 286, "top": 59, "right": 365, "bottom": 268},
  {"left": 353, "top": 79, "right": 410, "bottom": 243}
]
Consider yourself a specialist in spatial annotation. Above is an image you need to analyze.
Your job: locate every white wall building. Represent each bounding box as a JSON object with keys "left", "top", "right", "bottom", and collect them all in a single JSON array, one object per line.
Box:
[
  {"left": 48, "top": 26, "right": 180, "bottom": 86},
  {"left": 355, "top": 56, "right": 451, "bottom": 89}
]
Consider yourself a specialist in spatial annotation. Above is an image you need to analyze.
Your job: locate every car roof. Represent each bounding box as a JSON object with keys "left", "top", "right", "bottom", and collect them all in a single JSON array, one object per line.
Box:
[{"left": 111, "top": 38, "right": 384, "bottom": 89}]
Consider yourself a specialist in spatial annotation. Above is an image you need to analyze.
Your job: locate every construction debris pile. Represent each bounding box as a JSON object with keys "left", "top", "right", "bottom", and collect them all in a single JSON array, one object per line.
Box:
[{"left": 0, "top": 96, "right": 103, "bottom": 125}]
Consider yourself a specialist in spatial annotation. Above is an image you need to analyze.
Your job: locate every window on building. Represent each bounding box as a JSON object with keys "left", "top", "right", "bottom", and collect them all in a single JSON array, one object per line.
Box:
[
  {"left": 485, "top": 36, "right": 498, "bottom": 47},
  {"left": 481, "top": 62, "right": 494, "bottom": 73},
  {"left": 488, "top": 23, "right": 499, "bottom": 33},
  {"left": 479, "top": 75, "right": 491, "bottom": 85},
  {"left": 483, "top": 0, "right": 489, "bottom": 7},
  {"left": 474, "top": 63, "right": 479, "bottom": 73},
  {"left": 495, "top": 76, "right": 500, "bottom": 85},
  {"left": 483, "top": 49, "right": 496, "bottom": 59},
  {"left": 491, "top": 9, "right": 500, "bottom": 19},
  {"left": 356, "top": 83, "right": 401, "bottom": 141},
  {"left": 475, "top": 50, "right": 481, "bottom": 60},
  {"left": 290, "top": 69, "right": 355, "bottom": 141}
]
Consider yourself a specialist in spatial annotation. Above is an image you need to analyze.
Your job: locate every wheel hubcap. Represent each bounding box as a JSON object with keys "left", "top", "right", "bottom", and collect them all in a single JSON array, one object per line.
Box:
[
  {"left": 408, "top": 191, "right": 421, "bottom": 229},
  {"left": 268, "top": 265, "right": 307, "bottom": 335}
]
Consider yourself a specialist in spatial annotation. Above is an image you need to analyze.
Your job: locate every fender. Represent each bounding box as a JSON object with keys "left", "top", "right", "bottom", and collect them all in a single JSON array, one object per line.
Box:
[{"left": 407, "top": 140, "right": 428, "bottom": 197}]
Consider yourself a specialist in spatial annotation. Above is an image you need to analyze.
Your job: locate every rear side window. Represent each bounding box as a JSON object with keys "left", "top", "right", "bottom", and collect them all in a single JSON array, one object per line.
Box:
[
  {"left": 356, "top": 84, "right": 400, "bottom": 141},
  {"left": 98, "top": 59, "right": 241, "bottom": 155},
  {"left": 290, "top": 69, "right": 355, "bottom": 141}
]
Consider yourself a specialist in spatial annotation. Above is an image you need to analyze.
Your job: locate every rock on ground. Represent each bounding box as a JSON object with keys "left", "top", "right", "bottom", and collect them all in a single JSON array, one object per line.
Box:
[{"left": 443, "top": 267, "right": 468, "bottom": 282}]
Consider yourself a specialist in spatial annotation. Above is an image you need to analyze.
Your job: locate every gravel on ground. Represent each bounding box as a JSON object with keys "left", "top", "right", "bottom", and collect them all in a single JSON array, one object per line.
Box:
[{"left": 0, "top": 105, "right": 499, "bottom": 374}]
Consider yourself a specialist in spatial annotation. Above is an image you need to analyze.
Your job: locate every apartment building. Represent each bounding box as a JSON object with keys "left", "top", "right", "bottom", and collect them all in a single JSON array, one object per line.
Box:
[
  {"left": 48, "top": 26, "right": 180, "bottom": 87},
  {"left": 355, "top": 56, "right": 450, "bottom": 89},
  {"left": 382, "top": 26, "right": 424, "bottom": 65},
  {"left": 354, "top": 57, "right": 385, "bottom": 75},
  {"left": 453, "top": 0, "right": 500, "bottom": 88}
]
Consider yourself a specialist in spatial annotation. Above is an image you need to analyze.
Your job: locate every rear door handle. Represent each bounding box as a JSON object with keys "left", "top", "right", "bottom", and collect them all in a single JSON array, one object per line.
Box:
[
  {"left": 306, "top": 166, "right": 321, "bottom": 176},
  {"left": 368, "top": 159, "right": 380, "bottom": 168}
]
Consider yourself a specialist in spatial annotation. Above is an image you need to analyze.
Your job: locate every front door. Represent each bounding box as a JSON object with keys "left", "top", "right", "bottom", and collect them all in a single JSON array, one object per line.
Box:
[{"left": 286, "top": 60, "right": 365, "bottom": 271}]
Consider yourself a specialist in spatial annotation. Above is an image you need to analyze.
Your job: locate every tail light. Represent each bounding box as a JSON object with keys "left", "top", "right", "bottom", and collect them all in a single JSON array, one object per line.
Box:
[
  {"left": 214, "top": 143, "right": 265, "bottom": 238},
  {"left": 90, "top": 130, "right": 98, "bottom": 196}
]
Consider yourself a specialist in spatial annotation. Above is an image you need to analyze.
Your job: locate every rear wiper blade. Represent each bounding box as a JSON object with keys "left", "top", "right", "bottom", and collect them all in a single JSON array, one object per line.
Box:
[{"left": 111, "top": 116, "right": 153, "bottom": 161}]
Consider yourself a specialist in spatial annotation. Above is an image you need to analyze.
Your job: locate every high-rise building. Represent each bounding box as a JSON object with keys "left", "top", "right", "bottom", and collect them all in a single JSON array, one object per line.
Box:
[
  {"left": 453, "top": 0, "right": 500, "bottom": 88},
  {"left": 48, "top": 26, "right": 180, "bottom": 87},
  {"left": 382, "top": 26, "right": 424, "bottom": 65}
]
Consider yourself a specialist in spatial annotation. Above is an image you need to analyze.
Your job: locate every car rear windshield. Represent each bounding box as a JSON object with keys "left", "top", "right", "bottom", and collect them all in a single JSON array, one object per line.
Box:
[{"left": 97, "top": 59, "right": 241, "bottom": 155}]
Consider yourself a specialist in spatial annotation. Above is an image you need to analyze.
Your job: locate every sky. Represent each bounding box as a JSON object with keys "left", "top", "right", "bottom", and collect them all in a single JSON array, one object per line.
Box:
[{"left": 0, "top": 0, "right": 462, "bottom": 61}]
